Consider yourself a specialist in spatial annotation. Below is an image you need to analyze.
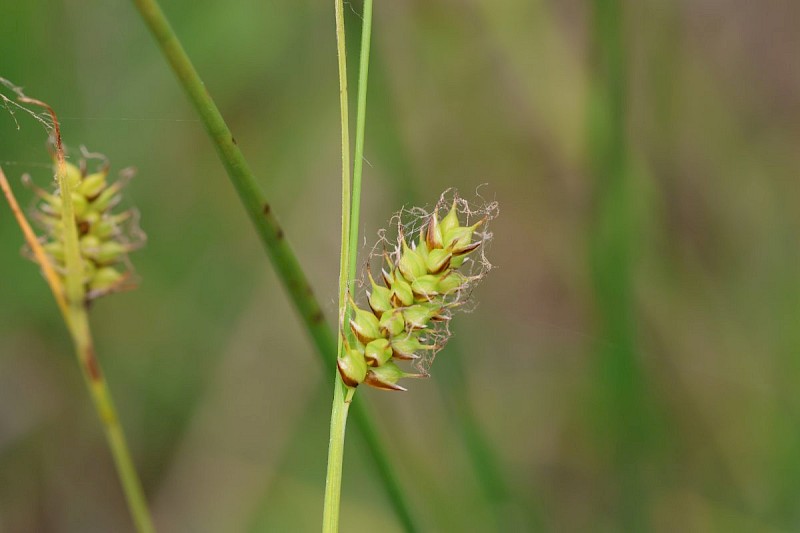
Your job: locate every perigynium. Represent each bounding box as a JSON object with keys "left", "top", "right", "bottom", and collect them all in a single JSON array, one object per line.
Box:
[{"left": 338, "top": 191, "right": 497, "bottom": 391}]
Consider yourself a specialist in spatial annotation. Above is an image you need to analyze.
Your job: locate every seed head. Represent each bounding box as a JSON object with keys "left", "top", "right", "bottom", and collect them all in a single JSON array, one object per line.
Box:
[
  {"left": 27, "top": 150, "right": 144, "bottom": 302},
  {"left": 337, "top": 191, "right": 497, "bottom": 392}
]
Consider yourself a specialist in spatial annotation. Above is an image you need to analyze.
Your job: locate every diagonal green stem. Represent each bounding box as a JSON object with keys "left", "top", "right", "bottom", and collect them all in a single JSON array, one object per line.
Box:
[
  {"left": 130, "top": 1, "right": 417, "bottom": 530},
  {"left": 131, "top": 0, "right": 334, "bottom": 363}
]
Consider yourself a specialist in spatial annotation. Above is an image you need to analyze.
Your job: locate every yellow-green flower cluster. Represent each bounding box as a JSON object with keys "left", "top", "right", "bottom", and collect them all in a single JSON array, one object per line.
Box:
[
  {"left": 338, "top": 199, "right": 489, "bottom": 391},
  {"left": 30, "top": 155, "right": 141, "bottom": 301}
]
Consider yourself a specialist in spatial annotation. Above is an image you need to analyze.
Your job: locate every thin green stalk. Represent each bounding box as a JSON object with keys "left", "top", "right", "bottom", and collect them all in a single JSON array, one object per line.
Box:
[
  {"left": 587, "top": 0, "right": 650, "bottom": 528},
  {"left": 322, "top": 377, "right": 350, "bottom": 533},
  {"left": 69, "top": 309, "right": 155, "bottom": 533},
  {"left": 130, "top": 0, "right": 418, "bottom": 530},
  {"left": 334, "top": 0, "right": 353, "bottom": 322},
  {"left": 3, "top": 97, "right": 155, "bottom": 532},
  {"left": 323, "top": 0, "right": 355, "bottom": 531},
  {"left": 324, "top": 0, "right": 381, "bottom": 529},
  {"left": 337, "top": 5, "right": 417, "bottom": 530},
  {"left": 53, "top": 131, "right": 155, "bottom": 533},
  {"left": 3, "top": 170, "right": 144, "bottom": 526},
  {"left": 347, "top": 0, "right": 373, "bottom": 284},
  {"left": 131, "top": 0, "right": 335, "bottom": 364}
]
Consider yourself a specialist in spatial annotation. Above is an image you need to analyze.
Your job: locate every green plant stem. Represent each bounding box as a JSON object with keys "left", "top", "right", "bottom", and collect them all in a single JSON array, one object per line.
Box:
[
  {"left": 2, "top": 163, "right": 155, "bottom": 533},
  {"left": 322, "top": 377, "right": 350, "bottom": 533},
  {"left": 130, "top": 0, "right": 334, "bottom": 363},
  {"left": 334, "top": 0, "right": 353, "bottom": 322},
  {"left": 45, "top": 107, "right": 155, "bottom": 533},
  {"left": 131, "top": 1, "right": 418, "bottom": 530},
  {"left": 68, "top": 309, "right": 155, "bottom": 533},
  {"left": 324, "top": 0, "right": 355, "bottom": 531},
  {"left": 587, "top": 0, "right": 648, "bottom": 529},
  {"left": 347, "top": 0, "right": 373, "bottom": 284},
  {"left": 328, "top": 3, "right": 419, "bottom": 529}
]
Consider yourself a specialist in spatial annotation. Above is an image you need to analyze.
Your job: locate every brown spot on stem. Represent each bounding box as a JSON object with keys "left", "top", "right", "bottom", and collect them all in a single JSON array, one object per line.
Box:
[
  {"left": 311, "top": 310, "right": 325, "bottom": 323},
  {"left": 231, "top": 136, "right": 237, "bottom": 145},
  {"left": 262, "top": 203, "right": 271, "bottom": 215},
  {"left": 85, "top": 346, "right": 102, "bottom": 381},
  {"left": 276, "top": 228, "right": 284, "bottom": 240}
]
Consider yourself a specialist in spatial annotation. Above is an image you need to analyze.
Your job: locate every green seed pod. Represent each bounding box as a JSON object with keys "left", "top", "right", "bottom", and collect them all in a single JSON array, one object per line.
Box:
[
  {"left": 364, "top": 361, "right": 424, "bottom": 391},
  {"left": 91, "top": 182, "right": 123, "bottom": 212},
  {"left": 444, "top": 219, "right": 484, "bottom": 256},
  {"left": 414, "top": 237, "right": 429, "bottom": 260},
  {"left": 425, "top": 211, "right": 444, "bottom": 249},
  {"left": 390, "top": 276, "right": 414, "bottom": 307},
  {"left": 90, "top": 217, "right": 117, "bottom": 240},
  {"left": 437, "top": 271, "right": 468, "bottom": 294},
  {"left": 424, "top": 249, "right": 451, "bottom": 275},
  {"left": 379, "top": 309, "right": 405, "bottom": 337},
  {"left": 43, "top": 241, "right": 65, "bottom": 262},
  {"left": 80, "top": 260, "right": 96, "bottom": 286},
  {"left": 78, "top": 171, "right": 108, "bottom": 199},
  {"left": 350, "top": 304, "right": 382, "bottom": 344},
  {"left": 64, "top": 161, "right": 83, "bottom": 189},
  {"left": 397, "top": 239, "right": 427, "bottom": 281},
  {"left": 390, "top": 335, "right": 432, "bottom": 360},
  {"left": 70, "top": 193, "right": 88, "bottom": 217},
  {"left": 402, "top": 302, "right": 443, "bottom": 330},
  {"left": 364, "top": 338, "right": 392, "bottom": 367},
  {"left": 367, "top": 271, "right": 393, "bottom": 316},
  {"left": 80, "top": 235, "right": 101, "bottom": 256},
  {"left": 337, "top": 347, "right": 368, "bottom": 388},
  {"left": 95, "top": 241, "right": 128, "bottom": 265},
  {"left": 439, "top": 201, "right": 460, "bottom": 237},
  {"left": 81, "top": 210, "right": 100, "bottom": 226},
  {"left": 89, "top": 266, "right": 123, "bottom": 293},
  {"left": 410, "top": 275, "right": 440, "bottom": 300}
]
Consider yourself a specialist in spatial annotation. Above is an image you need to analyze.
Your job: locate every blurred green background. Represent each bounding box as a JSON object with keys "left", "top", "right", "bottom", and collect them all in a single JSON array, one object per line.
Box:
[{"left": 1, "top": 0, "right": 799, "bottom": 531}]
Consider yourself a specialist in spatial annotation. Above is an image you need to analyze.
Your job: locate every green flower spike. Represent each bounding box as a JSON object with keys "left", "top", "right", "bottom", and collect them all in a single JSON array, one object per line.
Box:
[
  {"left": 336, "top": 191, "right": 497, "bottom": 392},
  {"left": 28, "top": 151, "right": 144, "bottom": 302}
]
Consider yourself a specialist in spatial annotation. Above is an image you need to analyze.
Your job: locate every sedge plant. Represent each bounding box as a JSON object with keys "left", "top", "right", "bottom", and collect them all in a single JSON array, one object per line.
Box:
[
  {"left": 0, "top": 88, "right": 154, "bottom": 533},
  {"left": 130, "top": 1, "right": 418, "bottom": 528},
  {"left": 323, "top": 1, "right": 497, "bottom": 530}
]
